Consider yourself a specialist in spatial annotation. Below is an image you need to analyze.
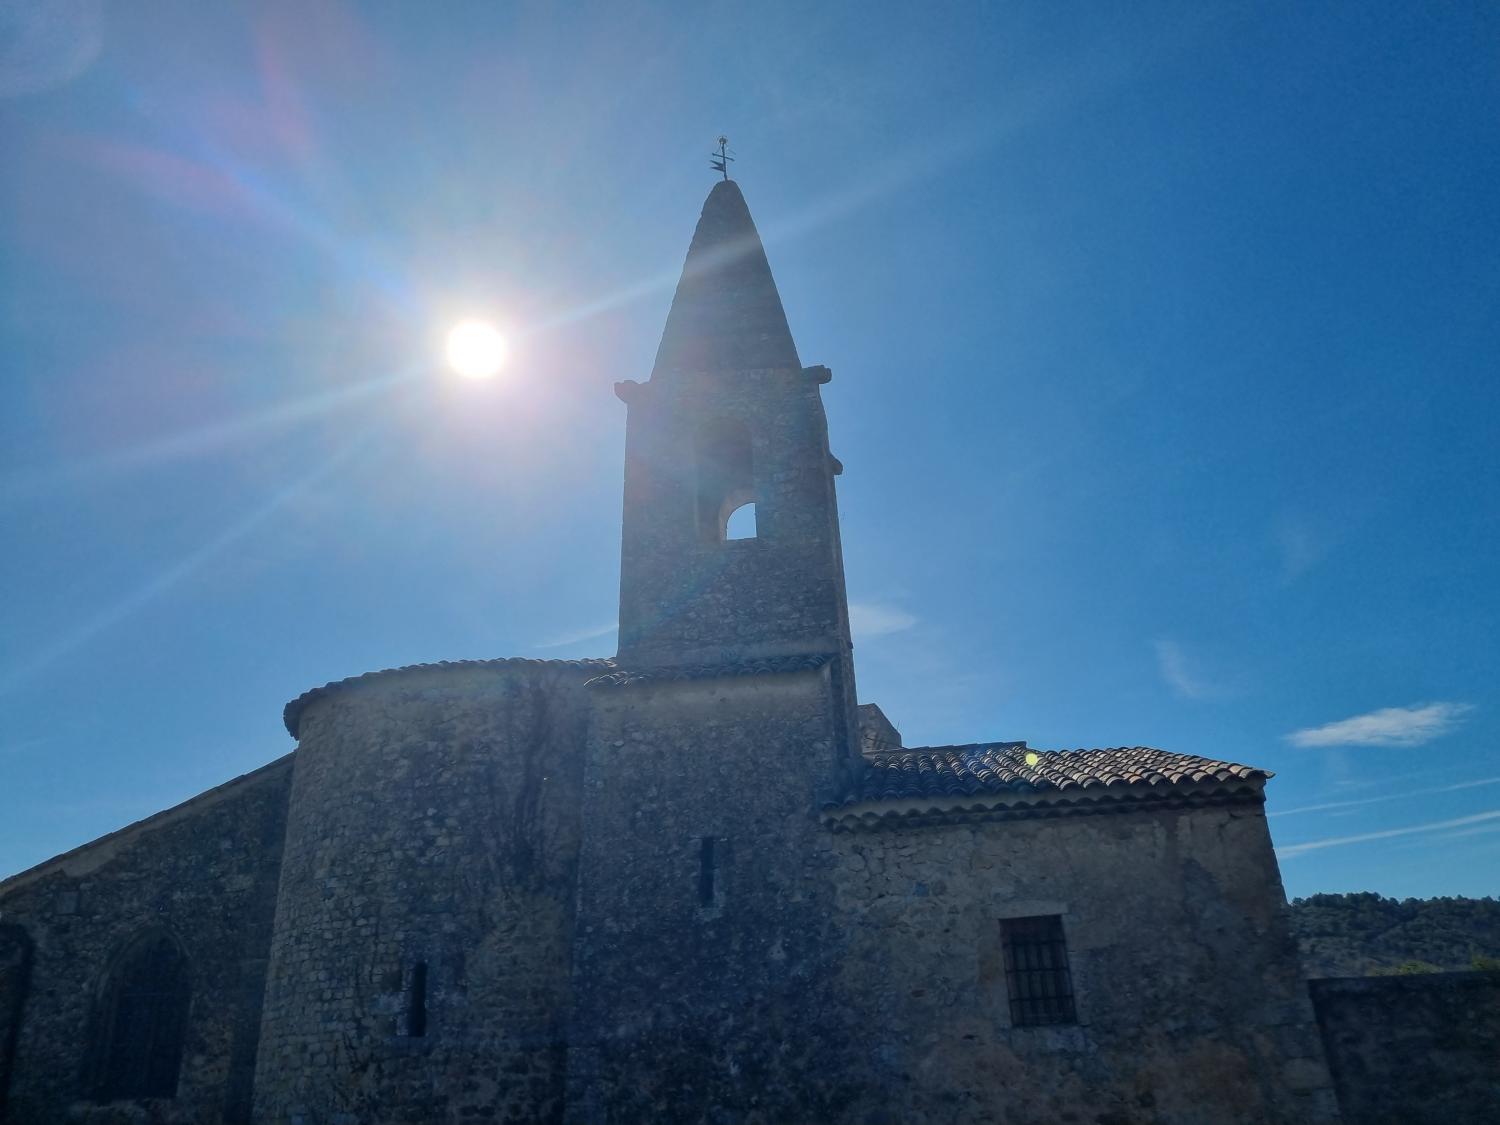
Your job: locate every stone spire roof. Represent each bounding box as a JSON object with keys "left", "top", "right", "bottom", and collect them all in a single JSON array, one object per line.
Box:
[{"left": 650, "top": 179, "right": 801, "bottom": 378}]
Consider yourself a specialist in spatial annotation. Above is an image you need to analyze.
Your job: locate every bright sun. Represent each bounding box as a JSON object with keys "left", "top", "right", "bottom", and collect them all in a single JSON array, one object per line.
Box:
[{"left": 445, "top": 319, "right": 508, "bottom": 379}]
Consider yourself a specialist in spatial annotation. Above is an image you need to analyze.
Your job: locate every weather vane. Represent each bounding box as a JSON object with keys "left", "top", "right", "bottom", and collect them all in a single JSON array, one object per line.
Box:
[{"left": 710, "top": 135, "right": 734, "bottom": 181}]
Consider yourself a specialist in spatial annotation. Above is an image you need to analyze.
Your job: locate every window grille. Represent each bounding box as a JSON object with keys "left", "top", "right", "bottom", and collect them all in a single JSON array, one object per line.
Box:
[
  {"left": 95, "top": 934, "right": 191, "bottom": 1100},
  {"left": 1000, "top": 915, "right": 1077, "bottom": 1027}
]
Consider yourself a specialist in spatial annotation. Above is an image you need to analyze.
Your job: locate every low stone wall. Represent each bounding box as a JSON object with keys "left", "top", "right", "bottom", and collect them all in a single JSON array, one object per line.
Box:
[{"left": 1310, "top": 972, "right": 1500, "bottom": 1125}]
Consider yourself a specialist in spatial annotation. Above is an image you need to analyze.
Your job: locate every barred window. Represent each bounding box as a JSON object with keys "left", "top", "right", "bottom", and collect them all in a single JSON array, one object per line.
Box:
[
  {"left": 1001, "top": 915, "right": 1077, "bottom": 1027},
  {"left": 93, "top": 933, "right": 191, "bottom": 1100}
]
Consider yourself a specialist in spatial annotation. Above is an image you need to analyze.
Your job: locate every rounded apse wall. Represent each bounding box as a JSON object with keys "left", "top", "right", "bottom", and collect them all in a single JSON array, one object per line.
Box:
[{"left": 253, "top": 659, "right": 604, "bottom": 1125}]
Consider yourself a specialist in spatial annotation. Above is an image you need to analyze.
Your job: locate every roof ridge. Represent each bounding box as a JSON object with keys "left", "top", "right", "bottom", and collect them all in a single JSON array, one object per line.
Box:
[{"left": 839, "top": 743, "right": 1272, "bottom": 821}]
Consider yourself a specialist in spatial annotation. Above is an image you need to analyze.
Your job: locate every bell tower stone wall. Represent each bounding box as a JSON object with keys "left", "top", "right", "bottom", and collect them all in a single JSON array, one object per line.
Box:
[
  {"left": 615, "top": 183, "right": 854, "bottom": 689},
  {"left": 616, "top": 366, "right": 851, "bottom": 671}
]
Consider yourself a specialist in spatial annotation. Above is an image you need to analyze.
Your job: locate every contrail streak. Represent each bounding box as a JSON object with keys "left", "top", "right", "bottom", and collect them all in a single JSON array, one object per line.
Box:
[
  {"left": 0, "top": 420, "right": 386, "bottom": 694},
  {"left": 1270, "top": 776, "right": 1500, "bottom": 818},
  {"left": 1, "top": 369, "right": 414, "bottom": 506},
  {"left": 1277, "top": 809, "right": 1500, "bottom": 859}
]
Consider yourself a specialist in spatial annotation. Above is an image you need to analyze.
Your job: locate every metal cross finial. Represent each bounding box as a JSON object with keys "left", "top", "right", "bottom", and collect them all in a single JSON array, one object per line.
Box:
[{"left": 710, "top": 135, "right": 734, "bottom": 181}]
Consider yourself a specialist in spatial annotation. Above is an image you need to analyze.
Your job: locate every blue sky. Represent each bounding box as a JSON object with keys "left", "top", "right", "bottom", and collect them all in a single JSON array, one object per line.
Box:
[{"left": 2, "top": 1, "right": 1497, "bottom": 900}]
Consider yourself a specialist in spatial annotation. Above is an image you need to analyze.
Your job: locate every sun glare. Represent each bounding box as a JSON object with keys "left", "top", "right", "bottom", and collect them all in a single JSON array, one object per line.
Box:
[{"left": 445, "top": 320, "right": 508, "bottom": 379}]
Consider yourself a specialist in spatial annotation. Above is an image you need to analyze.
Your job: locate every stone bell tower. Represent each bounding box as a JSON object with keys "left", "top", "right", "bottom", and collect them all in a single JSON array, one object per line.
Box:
[
  {"left": 569, "top": 178, "right": 868, "bottom": 1120},
  {"left": 615, "top": 179, "right": 855, "bottom": 683}
]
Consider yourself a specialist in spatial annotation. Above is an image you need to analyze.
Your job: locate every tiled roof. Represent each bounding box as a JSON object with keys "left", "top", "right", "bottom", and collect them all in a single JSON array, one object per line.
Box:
[
  {"left": 586, "top": 653, "right": 833, "bottom": 688},
  {"left": 283, "top": 657, "right": 615, "bottom": 738},
  {"left": 828, "top": 743, "right": 1271, "bottom": 830}
]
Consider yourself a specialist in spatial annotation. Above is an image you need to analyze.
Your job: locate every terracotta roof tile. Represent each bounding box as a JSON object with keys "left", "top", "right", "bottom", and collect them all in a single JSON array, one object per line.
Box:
[
  {"left": 828, "top": 744, "right": 1271, "bottom": 829},
  {"left": 850, "top": 743, "right": 1270, "bottom": 803}
]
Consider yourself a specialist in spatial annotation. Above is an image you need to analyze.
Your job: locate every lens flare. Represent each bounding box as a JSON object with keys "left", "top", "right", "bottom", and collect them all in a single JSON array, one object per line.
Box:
[{"left": 445, "top": 320, "right": 508, "bottom": 379}]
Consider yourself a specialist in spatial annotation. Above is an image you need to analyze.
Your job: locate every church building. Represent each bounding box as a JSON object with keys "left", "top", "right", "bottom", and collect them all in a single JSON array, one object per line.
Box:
[{"left": 0, "top": 178, "right": 1341, "bottom": 1124}]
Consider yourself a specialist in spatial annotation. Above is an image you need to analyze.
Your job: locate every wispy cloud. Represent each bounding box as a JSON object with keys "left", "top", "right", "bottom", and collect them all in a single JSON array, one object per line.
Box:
[
  {"left": 1273, "top": 513, "right": 1335, "bottom": 583},
  {"left": 1287, "top": 702, "right": 1475, "bottom": 748},
  {"left": 1153, "top": 639, "right": 1236, "bottom": 701},
  {"left": 535, "top": 621, "right": 617, "bottom": 650},
  {"left": 1278, "top": 809, "right": 1500, "bottom": 859},
  {"left": 1271, "top": 775, "right": 1500, "bottom": 817},
  {"left": 848, "top": 602, "right": 917, "bottom": 640}
]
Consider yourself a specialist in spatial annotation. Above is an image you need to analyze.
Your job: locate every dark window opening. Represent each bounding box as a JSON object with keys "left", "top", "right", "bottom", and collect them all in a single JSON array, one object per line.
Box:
[
  {"left": 696, "top": 419, "right": 755, "bottom": 542},
  {"left": 93, "top": 933, "right": 191, "bottom": 1101},
  {"left": 407, "top": 961, "right": 428, "bottom": 1038},
  {"left": 698, "top": 837, "right": 718, "bottom": 906},
  {"left": 1001, "top": 915, "right": 1077, "bottom": 1027},
  {"left": 0, "top": 925, "right": 34, "bottom": 1116}
]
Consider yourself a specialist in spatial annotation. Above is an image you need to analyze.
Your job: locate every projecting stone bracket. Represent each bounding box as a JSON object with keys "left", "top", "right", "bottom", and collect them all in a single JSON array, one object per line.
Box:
[{"left": 803, "top": 364, "right": 832, "bottom": 383}]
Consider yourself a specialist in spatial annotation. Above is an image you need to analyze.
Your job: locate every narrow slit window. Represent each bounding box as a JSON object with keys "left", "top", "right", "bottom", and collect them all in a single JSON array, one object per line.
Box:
[
  {"left": 407, "top": 961, "right": 428, "bottom": 1038},
  {"left": 1000, "top": 915, "right": 1077, "bottom": 1027},
  {"left": 698, "top": 837, "right": 717, "bottom": 906}
]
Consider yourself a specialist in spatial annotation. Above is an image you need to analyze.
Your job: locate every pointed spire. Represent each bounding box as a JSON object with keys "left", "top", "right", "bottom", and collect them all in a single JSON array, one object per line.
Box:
[{"left": 651, "top": 181, "right": 800, "bottom": 378}]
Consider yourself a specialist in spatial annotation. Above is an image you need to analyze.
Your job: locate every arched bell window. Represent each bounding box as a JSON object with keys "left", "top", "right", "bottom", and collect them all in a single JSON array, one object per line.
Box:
[
  {"left": 696, "top": 418, "right": 756, "bottom": 542},
  {"left": 91, "top": 931, "right": 191, "bottom": 1101}
]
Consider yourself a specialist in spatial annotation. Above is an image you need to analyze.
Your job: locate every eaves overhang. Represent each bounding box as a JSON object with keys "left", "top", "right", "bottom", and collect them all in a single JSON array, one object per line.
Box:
[
  {"left": 283, "top": 656, "right": 615, "bottom": 738},
  {"left": 823, "top": 776, "right": 1268, "bottom": 832}
]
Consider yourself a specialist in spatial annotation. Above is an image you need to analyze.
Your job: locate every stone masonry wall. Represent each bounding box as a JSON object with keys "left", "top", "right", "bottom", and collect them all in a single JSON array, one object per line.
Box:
[
  {"left": 254, "top": 662, "right": 597, "bottom": 1125},
  {"left": 825, "top": 804, "right": 1343, "bottom": 1125},
  {"left": 0, "top": 757, "right": 292, "bottom": 1125},
  {"left": 567, "top": 658, "right": 1337, "bottom": 1125},
  {"left": 616, "top": 369, "right": 851, "bottom": 670},
  {"left": 567, "top": 666, "right": 867, "bottom": 1125},
  {"left": 1310, "top": 972, "right": 1500, "bottom": 1125}
]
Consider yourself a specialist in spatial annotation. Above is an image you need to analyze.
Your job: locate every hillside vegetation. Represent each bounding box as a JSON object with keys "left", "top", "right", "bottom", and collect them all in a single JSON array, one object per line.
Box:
[{"left": 1289, "top": 893, "right": 1500, "bottom": 978}]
